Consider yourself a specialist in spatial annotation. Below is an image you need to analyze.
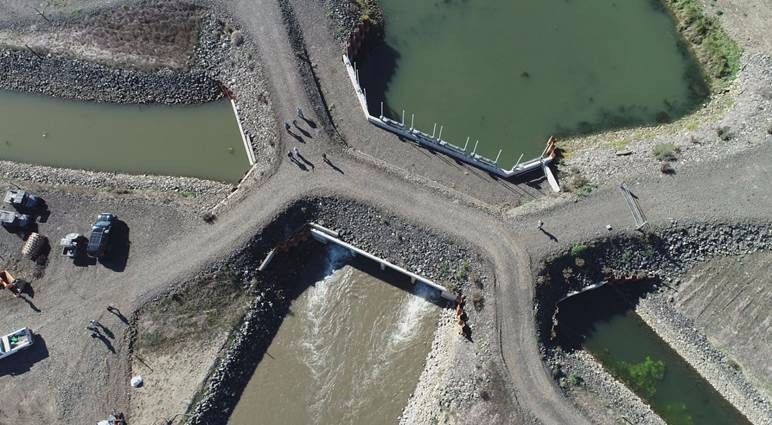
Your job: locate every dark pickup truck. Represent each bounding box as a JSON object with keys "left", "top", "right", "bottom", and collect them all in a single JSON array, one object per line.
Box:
[{"left": 86, "top": 213, "right": 116, "bottom": 259}]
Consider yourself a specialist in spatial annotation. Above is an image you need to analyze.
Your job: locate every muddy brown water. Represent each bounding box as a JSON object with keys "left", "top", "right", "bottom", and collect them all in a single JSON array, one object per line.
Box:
[{"left": 228, "top": 245, "right": 441, "bottom": 425}]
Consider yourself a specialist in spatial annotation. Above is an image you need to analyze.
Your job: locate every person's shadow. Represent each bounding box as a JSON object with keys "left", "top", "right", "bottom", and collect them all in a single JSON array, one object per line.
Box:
[
  {"left": 99, "top": 219, "right": 130, "bottom": 272},
  {"left": 93, "top": 333, "right": 116, "bottom": 354},
  {"left": 540, "top": 228, "right": 559, "bottom": 242}
]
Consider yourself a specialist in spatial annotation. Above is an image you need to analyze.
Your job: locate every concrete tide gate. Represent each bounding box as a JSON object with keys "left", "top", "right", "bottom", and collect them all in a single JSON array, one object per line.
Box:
[{"left": 258, "top": 222, "right": 457, "bottom": 302}]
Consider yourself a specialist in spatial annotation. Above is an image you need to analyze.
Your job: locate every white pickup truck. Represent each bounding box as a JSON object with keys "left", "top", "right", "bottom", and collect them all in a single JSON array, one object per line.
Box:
[{"left": 0, "top": 328, "right": 34, "bottom": 360}]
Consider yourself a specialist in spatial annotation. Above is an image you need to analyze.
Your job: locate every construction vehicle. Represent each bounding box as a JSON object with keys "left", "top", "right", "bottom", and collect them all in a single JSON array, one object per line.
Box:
[
  {"left": 0, "top": 270, "right": 28, "bottom": 297},
  {"left": 0, "top": 327, "right": 33, "bottom": 360},
  {"left": 87, "top": 213, "right": 116, "bottom": 259},
  {"left": 3, "top": 189, "right": 42, "bottom": 211},
  {"left": 60, "top": 233, "right": 86, "bottom": 258},
  {"left": 0, "top": 209, "right": 31, "bottom": 230}
]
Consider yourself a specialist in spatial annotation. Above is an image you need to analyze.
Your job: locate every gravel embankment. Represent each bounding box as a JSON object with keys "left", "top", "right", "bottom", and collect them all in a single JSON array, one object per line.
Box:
[{"left": 536, "top": 221, "right": 772, "bottom": 425}]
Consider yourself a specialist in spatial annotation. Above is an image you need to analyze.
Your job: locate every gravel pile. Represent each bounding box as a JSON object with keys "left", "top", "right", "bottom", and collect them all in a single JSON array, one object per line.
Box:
[
  {"left": 536, "top": 220, "right": 772, "bottom": 425},
  {"left": 563, "top": 53, "right": 772, "bottom": 186}
]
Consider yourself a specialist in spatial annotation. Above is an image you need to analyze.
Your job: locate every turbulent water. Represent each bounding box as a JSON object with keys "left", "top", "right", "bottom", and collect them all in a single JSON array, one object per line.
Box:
[{"left": 228, "top": 245, "right": 440, "bottom": 425}]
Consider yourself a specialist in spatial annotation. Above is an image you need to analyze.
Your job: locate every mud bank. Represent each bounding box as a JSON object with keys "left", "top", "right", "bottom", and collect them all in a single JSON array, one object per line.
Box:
[
  {"left": 139, "top": 196, "right": 491, "bottom": 425},
  {"left": 535, "top": 221, "right": 772, "bottom": 424}
]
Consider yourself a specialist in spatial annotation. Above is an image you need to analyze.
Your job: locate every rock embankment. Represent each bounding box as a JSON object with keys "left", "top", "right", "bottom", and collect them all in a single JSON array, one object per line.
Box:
[
  {"left": 0, "top": 47, "right": 221, "bottom": 104},
  {"left": 536, "top": 221, "right": 772, "bottom": 425}
]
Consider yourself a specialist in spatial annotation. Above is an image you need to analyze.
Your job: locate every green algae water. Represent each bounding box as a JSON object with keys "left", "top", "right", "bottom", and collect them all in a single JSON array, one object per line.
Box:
[
  {"left": 557, "top": 288, "right": 751, "bottom": 425},
  {"left": 358, "top": 0, "right": 708, "bottom": 166},
  {"left": 0, "top": 90, "right": 249, "bottom": 182}
]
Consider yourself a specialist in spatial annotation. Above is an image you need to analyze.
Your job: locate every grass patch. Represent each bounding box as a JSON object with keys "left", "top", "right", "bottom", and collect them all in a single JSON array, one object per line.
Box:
[
  {"left": 663, "top": 0, "right": 742, "bottom": 89},
  {"left": 454, "top": 260, "right": 470, "bottom": 282},
  {"left": 179, "top": 191, "right": 198, "bottom": 199},
  {"left": 610, "top": 138, "right": 630, "bottom": 151},
  {"left": 654, "top": 143, "right": 680, "bottom": 161}
]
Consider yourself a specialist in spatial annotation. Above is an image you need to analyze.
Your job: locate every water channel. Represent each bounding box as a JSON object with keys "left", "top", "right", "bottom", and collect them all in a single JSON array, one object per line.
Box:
[
  {"left": 228, "top": 245, "right": 440, "bottom": 425},
  {"left": 0, "top": 90, "right": 249, "bottom": 183},
  {"left": 358, "top": 0, "right": 708, "bottom": 165},
  {"left": 557, "top": 286, "right": 751, "bottom": 425}
]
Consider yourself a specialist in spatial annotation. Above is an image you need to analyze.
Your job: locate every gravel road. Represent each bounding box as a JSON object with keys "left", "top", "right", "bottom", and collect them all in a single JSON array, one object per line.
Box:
[{"left": 0, "top": 0, "right": 769, "bottom": 424}]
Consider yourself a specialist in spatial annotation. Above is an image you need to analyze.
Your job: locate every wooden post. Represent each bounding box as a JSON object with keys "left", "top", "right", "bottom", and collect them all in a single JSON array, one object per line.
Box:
[
  {"left": 438, "top": 125, "right": 443, "bottom": 141},
  {"left": 495, "top": 149, "right": 502, "bottom": 163},
  {"left": 410, "top": 114, "right": 414, "bottom": 130},
  {"left": 432, "top": 123, "right": 437, "bottom": 138},
  {"left": 463, "top": 137, "right": 469, "bottom": 151}
]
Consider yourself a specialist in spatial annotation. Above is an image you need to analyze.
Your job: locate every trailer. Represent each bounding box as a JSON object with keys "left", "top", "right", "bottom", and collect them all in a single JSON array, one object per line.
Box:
[{"left": 0, "top": 327, "right": 34, "bottom": 360}]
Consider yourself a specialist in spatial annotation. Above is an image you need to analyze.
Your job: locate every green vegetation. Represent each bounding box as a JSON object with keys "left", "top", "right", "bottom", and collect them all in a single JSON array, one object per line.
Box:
[
  {"left": 455, "top": 260, "right": 470, "bottom": 282},
  {"left": 570, "top": 244, "right": 588, "bottom": 257},
  {"left": 662, "top": 403, "right": 696, "bottom": 425},
  {"left": 664, "top": 0, "right": 742, "bottom": 89},
  {"left": 654, "top": 143, "right": 679, "bottom": 161},
  {"left": 566, "top": 372, "right": 583, "bottom": 387},
  {"left": 621, "top": 249, "right": 634, "bottom": 262},
  {"left": 611, "top": 356, "right": 666, "bottom": 399},
  {"left": 610, "top": 139, "right": 630, "bottom": 151},
  {"left": 354, "top": 0, "right": 383, "bottom": 25}
]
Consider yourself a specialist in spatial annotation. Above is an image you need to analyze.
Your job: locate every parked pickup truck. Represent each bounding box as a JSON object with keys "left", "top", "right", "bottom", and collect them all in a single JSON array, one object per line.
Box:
[
  {"left": 0, "top": 327, "right": 34, "bottom": 360},
  {"left": 0, "top": 209, "right": 31, "bottom": 230},
  {"left": 3, "top": 189, "right": 42, "bottom": 210},
  {"left": 87, "top": 213, "right": 116, "bottom": 259}
]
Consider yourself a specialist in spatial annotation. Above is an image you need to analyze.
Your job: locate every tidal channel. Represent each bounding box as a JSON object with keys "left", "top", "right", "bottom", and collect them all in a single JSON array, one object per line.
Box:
[
  {"left": 228, "top": 244, "right": 441, "bottom": 425},
  {"left": 557, "top": 285, "right": 751, "bottom": 425},
  {"left": 358, "top": 0, "right": 708, "bottom": 165},
  {"left": 0, "top": 90, "right": 249, "bottom": 183}
]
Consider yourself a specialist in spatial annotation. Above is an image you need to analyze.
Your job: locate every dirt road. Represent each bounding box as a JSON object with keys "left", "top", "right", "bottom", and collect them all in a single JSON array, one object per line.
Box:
[{"left": 0, "top": 0, "right": 770, "bottom": 424}]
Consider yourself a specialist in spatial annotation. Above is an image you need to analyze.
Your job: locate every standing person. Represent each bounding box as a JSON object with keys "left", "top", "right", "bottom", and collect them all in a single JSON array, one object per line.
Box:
[
  {"left": 284, "top": 122, "right": 291, "bottom": 131},
  {"left": 322, "top": 153, "right": 329, "bottom": 163},
  {"left": 297, "top": 107, "right": 304, "bottom": 120},
  {"left": 537, "top": 220, "right": 544, "bottom": 231},
  {"left": 293, "top": 146, "right": 299, "bottom": 156}
]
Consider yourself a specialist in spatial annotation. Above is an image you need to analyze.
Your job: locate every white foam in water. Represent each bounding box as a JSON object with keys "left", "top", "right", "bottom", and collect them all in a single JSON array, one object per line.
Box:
[
  {"left": 301, "top": 245, "right": 355, "bottom": 381},
  {"left": 388, "top": 283, "right": 434, "bottom": 348}
]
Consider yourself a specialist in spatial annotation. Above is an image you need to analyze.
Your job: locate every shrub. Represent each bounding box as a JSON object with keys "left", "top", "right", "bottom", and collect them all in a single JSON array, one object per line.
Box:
[
  {"left": 202, "top": 212, "right": 216, "bottom": 224},
  {"left": 654, "top": 143, "right": 679, "bottom": 161},
  {"left": 570, "top": 244, "right": 588, "bottom": 257},
  {"left": 661, "top": 163, "right": 676, "bottom": 174},
  {"left": 716, "top": 126, "right": 733, "bottom": 141},
  {"left": 471, "top": 290, "right": 485, "bottom": 311}
]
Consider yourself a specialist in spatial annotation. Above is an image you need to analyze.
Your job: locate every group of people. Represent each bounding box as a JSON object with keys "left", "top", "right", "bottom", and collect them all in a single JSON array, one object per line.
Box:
[{"left": 285, "top": 107, "right": 336, "bottom": 171}]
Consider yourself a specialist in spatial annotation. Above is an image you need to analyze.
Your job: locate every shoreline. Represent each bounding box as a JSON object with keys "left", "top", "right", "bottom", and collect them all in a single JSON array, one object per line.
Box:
[{"left": 534, "top": 221, "right": 772, "bottom": 425}]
